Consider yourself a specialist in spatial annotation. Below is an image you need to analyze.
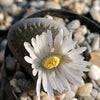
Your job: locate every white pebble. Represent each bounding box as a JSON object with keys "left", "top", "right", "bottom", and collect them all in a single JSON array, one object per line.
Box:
[
  {"left": 64, "top": 91, "right": 75, "bottom": 99},
  {"left": 70, "top": 98, "right": 78, "bottom": 100},
  {"left": 92, "top": 36, "right": 100, "bottom": 51},
  {"left": 20, "top": 92, "right": 28, "bottom": 100},
  {"left": 0, "top": 13, "right": 4, "bottom": 20},
  {"left": 70, "top": 84, "right": 78, "bottom": 93},
  {"left": 97, "top": 92, "right": 100, "bottom": 100},
  {"left": 88, "top": 65, "right": 100, "bottom": 80},
  {"left": 91, "top": 89, "right": 97, "bottom": 98},
  {"left": 6, "top": 16, "right": 13, "bottom": 23}
]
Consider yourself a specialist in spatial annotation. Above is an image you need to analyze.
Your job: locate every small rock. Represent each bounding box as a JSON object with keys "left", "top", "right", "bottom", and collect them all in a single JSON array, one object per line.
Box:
[
  {"left": 78, "top": 96, "right": 95, "bottom": 100},
  {"left": 67, "top": 20, "right": 80, "bottom": 30},
  {"left": 91, "top": 89, "right": 97, "bottom": 98},
  {"left": 0, "top": 0, "right": 14, "bottom": 6},
  {"left": 40, "top": 91, "right": 55, "bottom": 100},
  {"left": 70, "top": 84, "right": 78, "bottom": 93},
  {"left": 9, "top": 4, "right": 22, "bottom": 15},
  {"left": 10, "top": 78, "right": 21, "bottom": 93},
  {"left": 0, "top": 13, "right": 4, "bottom": 20},
  {"left": 30, "top": 1, "right": 45, "bottom": 8},
  {"left": 97, "top": 92, "right": 100, "bottom": 100},
  {"left": 78, "top": 25, "right": 88, "bottom": 35},
  {"left": 28, "top": 89, "right": 35, "bottom": 96},
  {"left": 20, "top": 92, "right": 28, "bottom": 100},
  {"left": 90, "top": 0, "right": 100, "bottom": 23},
  {"left": 6, "top": 55, "right": 15, "bottom": 71},
  {"left": 6, "top": 16, "right": 13, "bottom": 23},
  {"left": 70, "top": 98, "right": 78, "bottom": 100},
  {"left": 92, "top": 36, "right": 100, "bottom": 50},
  {"left": 64, "top": 91, "right": 75, "bottom": 99},
  {"left": 89, "top": 52, "right": 100, "bottom": 67},
  {"left": 45, "top": 1, "right": 61, "bottom": 9},
  {"left": 27, "top": 96, "right": 32, "bottom": 100},
  {"left": 77, "top": 83, "right": 93, "bottom": 97},
  {"left": 86, "top": 33, "right": 95, "bottom": 44},
  {"left": 55, "top": 94, "right": 65, "bottom": 100},
  {"left": 88, "top": 65, "right": 100, "bottom": 80},
  {"left": 96, "top": 78, "right": 100, "bottom": 86},
  {"left": 45, "top": 15, "right": 53, "bottom": 20},
  {"left": 0, "top": 25, "right": 6, "bottom": 30},
  {"left": 92, "top": 80, "right": 100, "bottom": 91},
  {"left": 74, "top": 31, "right": 84, "bottom": 41},
  {"left": 53, "top": 16, "right": 65, "bottom": 25}
]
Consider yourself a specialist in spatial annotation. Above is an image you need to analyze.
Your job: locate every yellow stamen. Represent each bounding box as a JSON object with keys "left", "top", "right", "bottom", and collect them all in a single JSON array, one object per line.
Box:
[{"left": 45, "top": 56, "right": 60, "bottom": 69}]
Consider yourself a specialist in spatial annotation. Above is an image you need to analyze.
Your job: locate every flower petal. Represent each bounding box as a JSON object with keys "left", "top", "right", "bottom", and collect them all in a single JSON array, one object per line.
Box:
[
  {"left": 68, "top": 47, "right": 86, "bottom": 56},
  {"left": 54, "top": 29, "right": 63, "bottom": 52},
  {"left": 32, "top": 69, "right": 38, "bottom": 76},
  {"left": 24, "top": 42, "right": 38, "bottom": 59},
  {"left": 36, "top": 70, "right": 42, "bottom": 96},
  {"left": 24, "top": 56, "right": 33, "bottom": 64}
]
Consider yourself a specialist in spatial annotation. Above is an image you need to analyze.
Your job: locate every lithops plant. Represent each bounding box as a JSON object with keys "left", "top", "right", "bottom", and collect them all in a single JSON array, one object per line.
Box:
[
  {"left": 7, "top": 17, "right": 89, "bottom": 98},
  {"left": 7, "top": 18, "right": 69, "bottom": 78}
]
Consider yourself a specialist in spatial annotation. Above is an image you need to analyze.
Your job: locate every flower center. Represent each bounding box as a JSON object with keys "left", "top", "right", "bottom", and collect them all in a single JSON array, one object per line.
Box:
[{"left": 45, "top": 56, "right": 60, "bottom": 69}]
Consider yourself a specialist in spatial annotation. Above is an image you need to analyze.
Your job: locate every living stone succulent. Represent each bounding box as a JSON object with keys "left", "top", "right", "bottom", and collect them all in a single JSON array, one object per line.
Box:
[{"left": 7, "top": 18, "right": 69, "bottom": 79}]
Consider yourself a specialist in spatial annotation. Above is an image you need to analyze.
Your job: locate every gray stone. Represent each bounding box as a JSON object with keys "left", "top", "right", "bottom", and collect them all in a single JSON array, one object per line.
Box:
[
  {"left": 92, "top": 36, "right": 100, "bottom": 51},
  {"left": 67, "top": 20, "right": 80, "bottom": 30}
]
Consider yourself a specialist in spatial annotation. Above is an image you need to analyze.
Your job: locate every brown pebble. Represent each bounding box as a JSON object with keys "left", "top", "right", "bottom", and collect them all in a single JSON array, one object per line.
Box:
[{"left": 89, "top": 52, "right": 100, "bottom": 67}]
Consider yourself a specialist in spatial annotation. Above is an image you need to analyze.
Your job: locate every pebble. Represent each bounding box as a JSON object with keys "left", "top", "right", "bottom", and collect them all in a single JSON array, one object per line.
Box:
[
  {"left": 88, "top": 65, "right": 100, "bottom": 80},
  {"left": 92, "top": 36, "right": 100, "bottom": 51},
  {"left": 6, "top": 55, "right": 15, "bottom": 71},
  {"left": 96, "top": 78, "right": 100, "bottom": 86},
  {"left": 97, "top": 92, "right": 100, "bottom": 100},
  {"left": 0, "top": 13, "right": 4, "bottom": 20},
  {"left": 53, "top": 16, "right": 65, "bottom": 25},
  {"left": 45, "top": 15, "right": 53, "bottom": 20},
  {"left": 78, "top": 96, "right": 95, "bottom": 100},
  {"left": 9, "top": 4, "right": 22, "bottom": 15},
  {"left": 20, "top": 92, "right": 28, "bottom": 100},
  {"left": 89, "top": 52, "right": 100, "bottom": 67},
  {"left": 55, "top": 94, "right": 65, "bottom": 100},
  {"left": 40, "top": 91, "right": 55, "bottom": 100},
  {"left": 77, "top": 83, "right": 93, "bottom": 97},
  {"left": 70, "top": 98, "right": 78, "bottom": 100},
  {"left": 28, "top": 89, "right": 35, "bottom": 96},
  {"left": 30, "top": 1, "right": 45, "bottom": 8},
  {"left": 70, "top": 84, "right": 78, "bottom": 93},
  {"left": 64, "top": 91, "right": 75, "bottom": 99},
  {"left": 6, "top": 16, "right": 13, "bottom": 23},
  {"left": 67, "top": 20, "right": 80, "bottom": 30},
  {"left": 86, "top": 33, "right": 95, "bottom": 44},
  {"left": 91, "top": 89, "right": 97, "bottom": 98},
  {"left": 10, "top": 78, "right": 21, "bottom": 93},
  {"left": 0, "top": 0, "right": 14, "bottom": 6},
  {"left": 45, "top": 1, "right": 61, "bottom": 9},
  {"left": 78, "top": 25, "right": 88, "bottom": 35},
  {"left": 90, "top": 0, "right": 100, "bottom": 23},
  {"left": 91, "top": 80, "right": 100, "bottom": 91},
  {"left": 33, "top": 95, "right": 40, "bottom": 100}
]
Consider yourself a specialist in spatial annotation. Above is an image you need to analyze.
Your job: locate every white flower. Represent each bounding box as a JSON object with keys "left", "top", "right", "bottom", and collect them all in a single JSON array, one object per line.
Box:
[{"left": 24, "top": 29, "right": 89, "bottom": 97}]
